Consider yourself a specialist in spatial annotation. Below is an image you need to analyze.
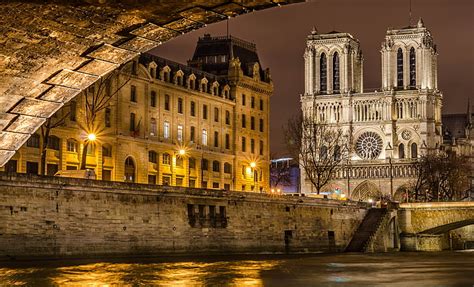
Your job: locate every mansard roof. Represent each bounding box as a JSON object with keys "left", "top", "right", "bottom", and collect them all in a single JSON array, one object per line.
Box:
[{"left": 188, "top": 34, "right": 266, "bottom": 80}]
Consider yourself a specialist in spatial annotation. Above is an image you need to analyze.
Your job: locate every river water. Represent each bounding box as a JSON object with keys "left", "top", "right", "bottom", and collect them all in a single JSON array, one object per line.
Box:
[{"left": 0, "top": 252, "right": 473, "bottom": 286}]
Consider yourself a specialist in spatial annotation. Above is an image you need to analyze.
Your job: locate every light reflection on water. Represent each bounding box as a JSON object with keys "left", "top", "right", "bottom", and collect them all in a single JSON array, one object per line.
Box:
[{"left": 0, "top": 252, "right": 473, "bottom": 286}]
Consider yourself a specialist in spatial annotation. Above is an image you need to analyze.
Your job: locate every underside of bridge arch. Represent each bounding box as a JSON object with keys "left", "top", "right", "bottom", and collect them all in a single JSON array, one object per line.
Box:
[
  {"left": 0, "top": 0, "right": 304, "bottom": 167},
  {"left": 420, "top": 219, "right": 474, "bottom": 235}
]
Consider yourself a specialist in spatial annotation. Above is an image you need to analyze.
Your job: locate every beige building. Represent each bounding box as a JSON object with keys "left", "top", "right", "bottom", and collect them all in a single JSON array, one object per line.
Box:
[
  {"left": 300, "top": 19, "right": 443, "bottom": 200},
  {"left": 1, "top": 35, "right": 272, "bottom": 192}
]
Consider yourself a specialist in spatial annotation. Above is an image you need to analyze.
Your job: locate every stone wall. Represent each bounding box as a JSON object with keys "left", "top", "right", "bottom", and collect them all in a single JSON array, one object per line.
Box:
[{"left": 0, "top": 173, "right": 367, "bottom": 259}]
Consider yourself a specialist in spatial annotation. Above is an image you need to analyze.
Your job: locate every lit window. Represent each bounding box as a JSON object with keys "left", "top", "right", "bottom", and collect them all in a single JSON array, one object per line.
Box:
[
  {"left": 67, "top": 139, "right": 77, "bottom": 152},
  {"left": 202, "top": 129, "right": 208, "bottom": 146},
  {"left": 150, "top": 118, "right": 157, "bottom": 136},
  {"left": 164, "top": 121, "right": 170, "bottom": 139},
  {"left": 177, "top": 125, "right": 183, "bottom": 142},
  {"left": 162, "top": 153, "right": 170, "bottom": 165}
]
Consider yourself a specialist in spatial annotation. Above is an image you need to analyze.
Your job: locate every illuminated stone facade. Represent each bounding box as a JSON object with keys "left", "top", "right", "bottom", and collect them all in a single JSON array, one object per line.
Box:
[
  {"left": 1, "top": 35, "right": 272, "bottom": 192},
  {"left": 300, "top": 20, "right": 443, "bottom": 200}
]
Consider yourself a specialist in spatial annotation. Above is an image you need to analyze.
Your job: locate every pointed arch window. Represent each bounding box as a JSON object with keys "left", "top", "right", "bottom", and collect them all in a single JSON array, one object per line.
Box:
[
  {"left": 333, "top": 52, "right": 340, "bottom": 93},
  {"left": 320, "top": 53, "right": 327, "bottom": 93},
  {"left": 397, "top": 48, "right": 404, "bottom": 88},
  {"left": 411, "top": 143, "right": 418, "bottom": 158},
  {"left": 409, "top": 47, "right": 416, "bottom": 89},
  {"left": 399, "top": 143, "right": 405, "bottom": 159}
]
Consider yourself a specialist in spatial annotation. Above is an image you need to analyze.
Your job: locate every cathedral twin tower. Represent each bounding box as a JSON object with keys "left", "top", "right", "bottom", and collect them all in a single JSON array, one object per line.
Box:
[{"left": 300, "top": 19, "right": 443, "bottom": 198}]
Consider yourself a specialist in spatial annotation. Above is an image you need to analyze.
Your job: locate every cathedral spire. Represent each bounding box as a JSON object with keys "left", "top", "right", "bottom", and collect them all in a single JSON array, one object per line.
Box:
[{"left": 417, "top": 17, "right": 424, "bottom": 28}]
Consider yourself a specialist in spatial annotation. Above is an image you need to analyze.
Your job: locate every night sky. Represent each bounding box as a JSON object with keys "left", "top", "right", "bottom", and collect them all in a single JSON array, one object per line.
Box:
[{"left": 152, "top": 0, "right": 474, "bottom": 156}]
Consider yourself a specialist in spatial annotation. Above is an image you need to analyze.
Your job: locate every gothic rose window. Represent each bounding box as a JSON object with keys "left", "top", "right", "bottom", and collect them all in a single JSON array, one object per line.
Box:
[{"left": 355, "top": 132, "right": 383, "bottom": 160}]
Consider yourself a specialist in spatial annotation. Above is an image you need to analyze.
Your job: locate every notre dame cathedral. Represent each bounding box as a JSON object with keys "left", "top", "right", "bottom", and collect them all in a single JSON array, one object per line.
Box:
[{"left": 300, "top": 19, "right": 443, "bottom": 200}]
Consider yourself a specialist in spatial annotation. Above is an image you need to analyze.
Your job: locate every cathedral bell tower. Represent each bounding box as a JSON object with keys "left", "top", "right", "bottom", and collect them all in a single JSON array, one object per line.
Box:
[
  {"left": 304, "top": 28, "right": 364, "bottom": 96},
  {"left": 381, "top": 18, "right": 438, "bottom": 91}
]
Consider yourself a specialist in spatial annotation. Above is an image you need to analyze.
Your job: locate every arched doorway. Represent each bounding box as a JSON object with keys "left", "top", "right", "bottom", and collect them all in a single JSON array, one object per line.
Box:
[
  {"left": 124, "top": 156, "right": 136, "bottom": 183},
  {"left": 351, "top": 181, "right": 382, "bottom": 201}
]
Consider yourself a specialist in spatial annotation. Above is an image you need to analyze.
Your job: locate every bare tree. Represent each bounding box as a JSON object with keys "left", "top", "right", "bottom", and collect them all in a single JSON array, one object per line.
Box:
[
  {"left": 39, "top": 106, "right": 72, "bottom": 175},
  {"left": 79, "top": 69, "right": 131, "bottom": 169},
  {"left": 408, "top": 152, "right": 470, "bottom": 201},
  {"left": 270, "top": 155, "right": 293, "bottom": 189},
  {"left": 284, "top": 114, "right": 348, "bottom": 194}
]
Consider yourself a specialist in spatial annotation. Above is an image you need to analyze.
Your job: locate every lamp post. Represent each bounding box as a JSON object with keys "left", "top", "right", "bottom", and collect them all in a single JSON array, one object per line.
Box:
[{"left": 177, "top": 148, "right": 189, "bottom": 187}]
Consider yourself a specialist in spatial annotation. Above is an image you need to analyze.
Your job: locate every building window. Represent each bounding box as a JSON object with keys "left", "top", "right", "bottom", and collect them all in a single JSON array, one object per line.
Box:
[
  {"left": 165, "top": 94, "right": 170, "bottom": 111},
  {"left": 162, "top": 175, "right": 171, "bottom": 186},
  {"left": 102, "top": 169, "right": 112, "bottom": 181},
  {"left": 242, "top": 94, "right": 246, "bottom": 106},
  {"left": 150, "top": 118, "right": 157, "bottom": 136},
  {"left": 162, "top": 153, "right": 170, "bottom": 165},
  {"left": 177, "top": 125, "right": 183, "bottom": 142},
  {"left": 69, "top": 101, "right": 76, "bottom": 122},
  {"left": 67, "top": 139, "right": 77, "bottom": 152},
  {"left": 214, "top": 131, "right": 219, "bottom": 147},
  {"left": 202, "top": 129, "right": 208, "bottom": 146},
  {"left": 214, "top": 107, "right": 219, "bottom": 122},
  {"left": 411, "top": 143, "right": 418, "bottom": 158},
  {"left": 176, "top": 157, "right": 183, "bottom": 168},
  {"left": 399, "top": 143, "right": 405, "bottom": 159},
  {"left": 242, "top": 137, "right": 246, "bottom": 152},
  {"left": 4, "top": 160, "right": 17, "bottom": 173},
  {"left": 164, "top": 121, "right": 170, "bottom": 139},
  {"left": 259, "top": 140, "right": 264, "bottom": 155},
  {"left": 242, "top": 114, "right": 246, "bottom": 128},
  {"left": 259, "top": 99, "right": 264, "bottom": 111},
  {"left": 320, "top": 53, "right": 327, "bottom": 93},
  {"left": 203, "top": 104, "right": 208, "bottom": 119},
  {"left": 259, "top": 118, "right": 264, "bottom": 132},
  {"left": 225, "top": 133, "right": 230, "bottom": 150},
  {"left": 250, "top": 139, "right": 255, "bottom": 153},
  {"left": 86, "top": 144, "right": 95, "bottom": 156},
  {"left": 250, "top": 116, "right": 255, "bottom": 130},
  {"left": 148, "top": 175, "right": 157, "bottom": 184},
  {"left": 105, "top": 107, "right": 111, "bottom": 128},
  {"left": 224, "top": 183, "right": 230, "bottom": 190},
  {"left": 47, "top": 136, "right": 60, "bottom": 150},
  {"left": 251, "top": 96, "right": 255, "bottom": 108},
  {"left": 102, "top": 144, "right": 112, "bottom": 157},
  {"left": 333, "top": 52, "right": 340, "bottom": 93},
  {"left": 150, "top": 91, "right": 157, "bottom": 107},
  {"left": 212, "top": 182, "right": 219, "bottom": 189},
  {"left": 130, "top": 85, "right": 137, "bottom": 102},
  {"left": 190, "top": 126, "right": 195, "bottom": 142},
  {"left": 149, "top": 151, "right": 157, "bottom": 163},
  {"left": 178, "top": 98, "right": 183, "bottom": 114},
  {"left": 190, "top": 101, "right": 196, "bottom": 116},
  {"left": 212, "top": 160, "right": 220, "bottom": 172},
  {"left": 189, "top": 157, "right": 196, "bottom": 169},
  {"left": 225, "top": 110, "right": 231, "bottom": 125},
  {"left": 27, "top": 133, "right": 40, "bottom": 148},
  {"left": 129, "top": 113, "right": 136, "bottom": 132},
  {"left": 224, "top": 162, "right": 232, "bottom": 174},
  {"left": 397, "top": 48, "right": 404, "bottom": 88},
  {"left": 201, "top": 158, "right": 208, "bottom": 171},
  {"left": 26, "top": 161, "right": 39, "bottom": 175},
  {"left": 409, "top": 47, "right": 416, "bottom": 88},
  {"left": 176, "top": 176, "right": 184, "bottom": 186}
]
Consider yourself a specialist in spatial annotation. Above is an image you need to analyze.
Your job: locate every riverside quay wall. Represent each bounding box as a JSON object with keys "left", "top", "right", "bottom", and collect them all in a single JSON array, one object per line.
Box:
[{"left": 0, "top": 173, "right": 368, "bottom": 259}]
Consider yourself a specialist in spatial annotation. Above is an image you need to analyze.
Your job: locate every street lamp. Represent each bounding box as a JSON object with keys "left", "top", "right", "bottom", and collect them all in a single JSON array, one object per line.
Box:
[
  {"left": 250, "top": 161, "right": 258, "bottom": 192},
  {"left": 87, "top": 133, "right": 97, "bottom": 142},
  {"left": 176, "top": 147, "right": 190, "bottom": 187},
  {"left": 81, "top": 133, "right": 97, "bottom": 170}
]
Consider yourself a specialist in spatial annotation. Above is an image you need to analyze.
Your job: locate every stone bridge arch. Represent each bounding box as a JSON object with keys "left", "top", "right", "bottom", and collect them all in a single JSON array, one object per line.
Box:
[{"left": 0, "top": 0, "right": 303, "bottom": 167}]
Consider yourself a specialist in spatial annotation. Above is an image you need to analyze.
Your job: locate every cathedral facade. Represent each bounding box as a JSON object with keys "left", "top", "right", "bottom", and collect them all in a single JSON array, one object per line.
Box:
[{"left": 300, "top": 19, "right": 443, "bottom": 200}]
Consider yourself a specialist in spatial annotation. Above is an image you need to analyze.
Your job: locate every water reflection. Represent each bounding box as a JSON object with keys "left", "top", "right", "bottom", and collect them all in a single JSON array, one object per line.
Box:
[{"left": 0, "top": 252, "right": 473, "bottom": 286}]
